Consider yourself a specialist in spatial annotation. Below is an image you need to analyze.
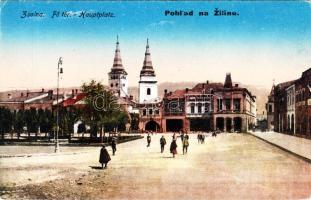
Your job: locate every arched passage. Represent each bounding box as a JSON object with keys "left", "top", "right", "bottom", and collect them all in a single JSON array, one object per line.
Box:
[
  {"left": 145, "top": 120, "right": 160, "bottom": 132},
  {"left": 234, "top": 117, "right": 242, "bottom": 132},
  {"left": 216, "top": 117, "right": 224, "bottom": 131},
  {"left": 166, "top": 119, "right": 183, "bottom": 132},
  {"left": 226, "top": 118, "right": 232, "bottom": 132}
]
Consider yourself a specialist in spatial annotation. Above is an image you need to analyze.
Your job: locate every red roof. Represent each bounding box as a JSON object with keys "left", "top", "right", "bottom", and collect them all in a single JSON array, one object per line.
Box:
[{"left": 63, "top": 93, "right": 86, "bottom": 107}]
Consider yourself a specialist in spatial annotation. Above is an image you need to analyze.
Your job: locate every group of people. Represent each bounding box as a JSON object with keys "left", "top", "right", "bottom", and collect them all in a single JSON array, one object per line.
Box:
[
  {"left": 147, "top": 132, "right": 190, "bottom": 158},
  {"left": 99, "top": 130, "right": 220, "bottom": 168}
]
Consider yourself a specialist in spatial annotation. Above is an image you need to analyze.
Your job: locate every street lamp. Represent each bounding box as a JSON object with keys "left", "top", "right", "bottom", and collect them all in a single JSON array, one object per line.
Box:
[{"left": 55, "top": 57, "right": 63, "bottom": 153}]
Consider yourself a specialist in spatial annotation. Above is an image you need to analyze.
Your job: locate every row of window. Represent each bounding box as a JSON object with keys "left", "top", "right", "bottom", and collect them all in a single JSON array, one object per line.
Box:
[
  {"left": 142, "top": 109, "right": 159, "bottom": 116},
  {"left": 217, "top": 99, "right": 241, "bottom": 111},
  {"left": 110, "top": 75, "right": 126, "bottom": 80},
  {"left": 190, "top": 103, "right": 210, "bottom": 114},
  {"left": 110, "top": 83, "right": 126, "bottom": 88},
  {"left": 296, "top": 88, "right": 310, "bottom": 102}
]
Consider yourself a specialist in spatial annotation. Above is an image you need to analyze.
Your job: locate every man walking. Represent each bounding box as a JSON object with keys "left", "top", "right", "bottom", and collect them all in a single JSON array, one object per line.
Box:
[
  {"left": 160, "top": 135, "right": 166, "bottom": 153},
  {"left": 111, "top": 137, "right": 117, "bottom": 156},
  {"left": 147, "top": 133, "right": 151, "bottom": 147},
  {"left": 183, "top": 137, "right": 189, "bottom": 154}
]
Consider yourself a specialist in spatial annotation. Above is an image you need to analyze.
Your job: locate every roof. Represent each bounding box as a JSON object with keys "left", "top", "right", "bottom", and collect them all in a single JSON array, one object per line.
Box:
[
  {"left": 276, "top": 80, "right": 296, "bottom": 90},
  {"left": 110, "top": 37, "right": 127, "bottom": 75},
  {"left": 140, "top": 39, "right": 155, "bottom": 77},
  {"left": 192, "top": 82, "right": 224, "bottom": 92},
  {"left": 117, "top": 96, "right": 136, "bottom": 106},
  {"left": 63, "top": 93, "right": 86, "bottom": 107}
]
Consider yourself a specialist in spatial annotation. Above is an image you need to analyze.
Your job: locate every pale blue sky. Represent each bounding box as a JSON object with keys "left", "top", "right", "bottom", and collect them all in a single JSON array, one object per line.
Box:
[{"left": 1, "top": 1, "right": 311, "bottom": 90}]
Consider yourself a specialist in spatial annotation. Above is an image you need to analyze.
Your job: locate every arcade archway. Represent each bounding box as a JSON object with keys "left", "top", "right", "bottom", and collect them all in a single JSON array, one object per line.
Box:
[
  {"left": 166, "top": 119, "right": 183, "bottom": 132},
  {"left": 216, "top": 117, "right": 224, "bottom": 131},
  {"left": 145, "top": 121, "right": 160, "bottom": 132},
  {"left": 234, "top": 117, "right": 242, "bottom": 132}
]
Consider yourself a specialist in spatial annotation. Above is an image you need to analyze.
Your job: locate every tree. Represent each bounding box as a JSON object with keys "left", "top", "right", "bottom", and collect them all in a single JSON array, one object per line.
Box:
[
  {"left": 0, "top": 107, "right": 13, "bottom": 140},
  {"left": 81, "top": 80, "right": 128, "bottom": 142},
  {"left": 24, "top": 108, "right": 39, "bottom": 140},
  {"left": 14, "top": 109, "right": 25, "bottom": 140},
  {"left": 130, "top": 113, "right": 139, "bottom": 131},
  {"left": 58, "top": 106, "right": 80, "bottom": 140}
]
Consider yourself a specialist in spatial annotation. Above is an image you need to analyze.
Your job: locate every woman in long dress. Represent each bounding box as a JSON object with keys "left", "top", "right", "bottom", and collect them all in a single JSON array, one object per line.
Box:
[
  {"left": 99, "top": 145, "right": 111, "bottom": 169},
  {"left": 170, "top": 139, "right": 178, "bottom": 158}
]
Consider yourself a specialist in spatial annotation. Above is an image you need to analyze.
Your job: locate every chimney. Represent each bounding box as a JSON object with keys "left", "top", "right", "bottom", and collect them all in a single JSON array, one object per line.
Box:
[
  {"left": 186, "top": 88, "right": 189, "bottom": 93},
  {"left": 206, "top": 80, "right": 209, "bottom": 84},
  {"left": 75, "top": 89, "right": 78, "bottom": 94},
  {"left": 164, "top": 89, "right": 168, "bottom": 95},
  {"left": 235, "top": 84, "right": 239, "bottom": 87},
  {"left": 26, "top": 92, "right": 29, "bottom": 97},
  {"left": 41, "top": 88, "right": 44, "bottom": 93},
  {"left": 21, "top": 92, "right": 24, "bottom": 97},
  {"left": 72, "top": 89, "right": 75, "bottom": 96}
]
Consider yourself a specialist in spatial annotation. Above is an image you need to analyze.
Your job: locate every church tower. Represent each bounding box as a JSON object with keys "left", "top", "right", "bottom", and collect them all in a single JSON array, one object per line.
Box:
[
  {"left": 139, "top": 39, "right": 158, "bottom": 103},
  {"left": 108, "top": 36, "right": 128, "bottom": 97}
]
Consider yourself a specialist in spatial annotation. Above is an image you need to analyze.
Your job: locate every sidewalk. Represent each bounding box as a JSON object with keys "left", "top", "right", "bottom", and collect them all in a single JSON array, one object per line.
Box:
[{"left": 249, "top": 131, "right": 311, "bottom": 163}]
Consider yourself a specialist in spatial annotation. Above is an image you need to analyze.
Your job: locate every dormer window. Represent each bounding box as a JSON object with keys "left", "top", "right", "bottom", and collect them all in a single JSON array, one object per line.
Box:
[{"left": 147, "top": 88, "right": 151, "bottom": 95}]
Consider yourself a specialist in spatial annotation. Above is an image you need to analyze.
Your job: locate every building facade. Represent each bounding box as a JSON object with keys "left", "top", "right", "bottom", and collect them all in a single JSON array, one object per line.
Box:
[
  {"left": 266, "top": 85, "right": 275, "bottom": 131},
  {"left": 139, "top": 73, "right": 257, "bottom": 133},
  {"left": 268, "top": 67, "right": 311, "bottom": 138}
]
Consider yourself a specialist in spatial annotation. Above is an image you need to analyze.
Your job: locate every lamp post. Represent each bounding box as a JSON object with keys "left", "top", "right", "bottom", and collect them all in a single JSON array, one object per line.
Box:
[{"left": 55, "top": 57, "right": 63, "bottom": 153}]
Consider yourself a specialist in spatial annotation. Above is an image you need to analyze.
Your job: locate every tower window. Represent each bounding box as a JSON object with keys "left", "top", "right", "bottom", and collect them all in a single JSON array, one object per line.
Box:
[
  {"left": 116, "top": 83, "right": 119, "bottom": 87},
  {"left": 110, "top": 83, "right": 113, "bottom": 87},
  {"left": 147, "top": 88, "right": 151, "bottom": 95}
]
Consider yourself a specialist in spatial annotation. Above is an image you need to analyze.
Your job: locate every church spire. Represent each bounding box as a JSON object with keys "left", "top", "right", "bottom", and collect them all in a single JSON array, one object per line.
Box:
[
  {"left": 111, "top": 35, "right": 126, "bottom": 74},
  {"left": 140, "top": 38, "right": 155, "bottom": 77}
]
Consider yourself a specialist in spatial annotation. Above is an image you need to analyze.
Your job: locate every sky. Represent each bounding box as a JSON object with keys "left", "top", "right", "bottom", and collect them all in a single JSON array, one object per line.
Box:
[{"left": 0, "top": 1, "right": 311, "bottom": 91}]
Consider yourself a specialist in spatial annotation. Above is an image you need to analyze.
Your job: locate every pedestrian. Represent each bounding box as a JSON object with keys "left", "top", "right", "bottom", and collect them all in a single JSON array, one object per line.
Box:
[
  {"left": 160, "top": 135, "right": 166, "bottom": 153},
  {"left": 99, "top": 145, "right": 111, "bottom": 169},
  {"left": 170, "top": 139, "right": 178, "bottom": 158},
  {"left": 180, "top": 131, "right": 184, "bottom": 142},
  {"left": 212, "top": 131, "right": 217, "bottom": 137},
  {"left": 172, "top": 132, "right": 177, "bottom": 140},
  {"left": 185, "top": 133, "right": 189, "bottom": 140},
  {"left": 201, "top": 134, "right": 205, "bottom": 144},
  {"left": 147, "top": 133, "right": 151, "bottom": 147},
  {"left": 182, "top": 137, "right": 189, "bottom": 154},
  {"left": 111, "top": 138, "right": 117, "bottom": 156},
  {"left": 197, "top": 133, "right": 201, "bottom": 143}
]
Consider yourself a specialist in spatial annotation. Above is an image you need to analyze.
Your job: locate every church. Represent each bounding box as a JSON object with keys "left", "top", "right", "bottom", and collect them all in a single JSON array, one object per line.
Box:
[
  {"left": 107, "top": 37, "right": 257, "bottom": 133},
  {"left": 107, "top": 37, "right": 161, "bottom": 132}
]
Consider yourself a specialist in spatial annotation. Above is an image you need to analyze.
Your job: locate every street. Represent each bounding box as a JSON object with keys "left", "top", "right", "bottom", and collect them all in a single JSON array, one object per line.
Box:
[{"left": 1, "top": 133, "right": 311, "bottom": 199}]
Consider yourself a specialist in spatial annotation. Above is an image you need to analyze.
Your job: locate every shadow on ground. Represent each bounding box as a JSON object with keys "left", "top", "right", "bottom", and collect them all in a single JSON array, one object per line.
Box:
[{"left": 89, "top": 166, "right": 104, "bottom": 170}]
